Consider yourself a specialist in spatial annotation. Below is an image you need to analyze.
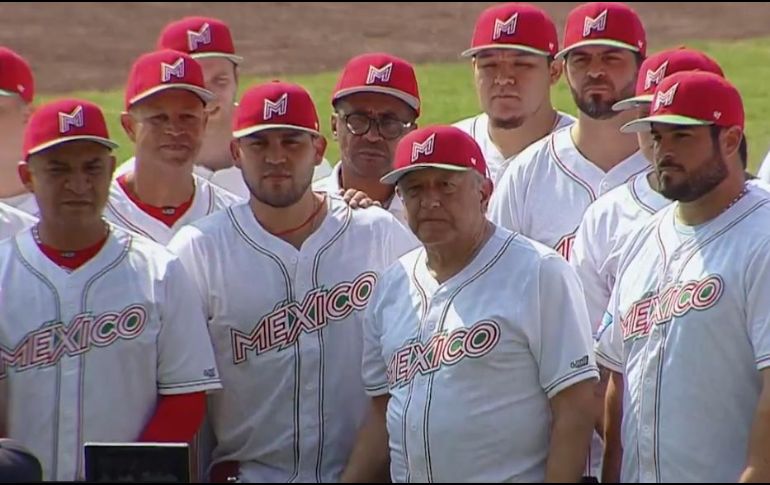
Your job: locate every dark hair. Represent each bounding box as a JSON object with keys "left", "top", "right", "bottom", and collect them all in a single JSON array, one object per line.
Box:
[{"left": 709, "top": 125, "right": 747, "bottom": 168}]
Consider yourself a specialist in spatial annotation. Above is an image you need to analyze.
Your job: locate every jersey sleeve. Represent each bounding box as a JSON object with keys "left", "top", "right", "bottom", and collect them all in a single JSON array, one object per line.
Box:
[
  {"left": 167, "top": 225, "right": 211, "bottom": 319},
  {"left": 156, "top": 255, "right": 222, "bottom": 395},
  {"left": 361, "top": 281, "right": 390, "bottom": 397},
  {"left": 745, "top": 240, "right": 770, "bottom": 371},
  {"left": 487, "top": 154, "right": 527, "bottom": 233},
  {"left": 571, "top": 207, "right": 612, "bottom": 336},
  {"left": 531, "top": 254, "right": 599, "bottom": 399}
]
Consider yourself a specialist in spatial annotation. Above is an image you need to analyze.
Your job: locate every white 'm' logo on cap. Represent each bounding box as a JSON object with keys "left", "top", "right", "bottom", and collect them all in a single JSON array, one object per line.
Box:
[
  {"left": 161, "top": 58, "right": 185, "bottom": 82},
  {"left": 653, "top": 82, "right": 679, "bottom": 112},
  {"left": 583, "top": 9, "right": 608, "bottom": 37},
  {"left": 644, "top": 61, "right": 669, "bottom": 91},
  {"left": 58, "top": 105, "right": 84, "bottom": 133},
  {"left": 411, "top": 133, "right": 436, "bottom": 162},
  {"left": 187, "top": 23, "right": 212, "bottom": 51},
  {"left": 492, "top": 13, "right": 518, "bottom": 40},
  {"left": 366, "top": 63, "right": 393, "bottom": 85},
  {"left": 263, "top": 93, "right": 288, "bottom": 120}
]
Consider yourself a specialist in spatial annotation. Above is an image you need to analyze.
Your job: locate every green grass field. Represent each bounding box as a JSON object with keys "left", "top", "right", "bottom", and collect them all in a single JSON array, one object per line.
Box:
[{"left": 44, "top": 37, "right": 770, "bottom": 172}]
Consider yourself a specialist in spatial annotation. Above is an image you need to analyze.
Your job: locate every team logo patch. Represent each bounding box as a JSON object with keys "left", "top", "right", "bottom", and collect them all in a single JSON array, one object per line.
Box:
[
  {"left": 583, "top": 9, "right": 608, "bottom": 37},
  {"left": 411, "top": 133, "right": 436, "bottom": 162},
  {"left": 644, "top": 61, "right": 669, "bottom": 91},
  {"left": 653, "top": 82, "right": 679, "bottom": 112},
  {"left": 555, "top": 233, "right": 576, "bottom": 261},
  {"left": 230, "top": 272, "right": 377, "bottom": 364},
  {"left": 0, "top": 304, "right": 149, "bottom": 378},
  {"left": 187, "top": 22, "right": 212, "bottom": 51},
  {"left": 263, "top": 93, "right": 288, "bottom": 120},
  {"left": 366, "top": 63, "right": 393, "bottom": 85},
  {"left": 492, "top": 13, "right": 518, "bottom": 40},
  {"left": 161, "top": 58, "right": 185, "bottom": 82},
  {"left": 620, "top": 274, "right": 724, "bottom": 341},
  {"left": 58, "top": 105, "right": 84, "bottom": 134},
  {"left": 386, "top": 320, "right": 501, "bottom": 389}
]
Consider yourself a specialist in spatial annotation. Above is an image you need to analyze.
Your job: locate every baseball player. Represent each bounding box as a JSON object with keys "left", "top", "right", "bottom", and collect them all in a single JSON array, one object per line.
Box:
[
  {"left": 572, "top": 46, "right": 725, "bottom": 335},
  {"left": 0, "top": 98, "right": 221, "bottom": 481},
  {"left": 0, "top": 47, "right": 37, "bottom": 215},
  {"left": 114, "top": 17, "right": 332, "bottom": 196},
  {"left": 343, "top": 125, "right": 598, "bottom": 482},
  {"left": 596, "top": 71, "right": 770, "bottom": 483},
  {"left": 104, "top": 49, "right": 241, "bottom": 244},
  {"left": 454, "top": 3, "right": 575, "bottom": 183},
  {"left": 167, "top": 81, "right": 417, "bottom": 482},
  {"left": 488, "top": 2, "right": 649, "bottom": 266},
  {"left": 0, "top": 202, "right": 35, "bottom": 240},
  {"left": 314, "top": 52, "right": 420, "bottom": 226}
]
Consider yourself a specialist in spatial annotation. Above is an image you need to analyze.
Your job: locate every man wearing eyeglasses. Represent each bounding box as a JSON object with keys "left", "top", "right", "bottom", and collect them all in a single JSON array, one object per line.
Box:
[{"left": 314, "top": 53, "right": 420, "bottom": 227}]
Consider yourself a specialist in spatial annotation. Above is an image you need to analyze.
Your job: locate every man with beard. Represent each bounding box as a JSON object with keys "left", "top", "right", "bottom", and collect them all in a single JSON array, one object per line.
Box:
[
  {"left": 596, "top": 70, "right": 770, "bottom": 483},
  {"left": 167, "top": 81, "right": 416, "bottom": 482},
  {"left": 454, "top": 3, "right": 575, "bottom": 182},
  {"left": 488, "top": 2, "right": 649, "bottom": 264},
  {"left": 314, "top": 53, "right": 420, "bottom": 226}
]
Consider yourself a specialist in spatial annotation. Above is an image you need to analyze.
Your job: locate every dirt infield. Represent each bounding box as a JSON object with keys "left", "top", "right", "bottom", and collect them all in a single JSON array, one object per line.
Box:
[{"left": 1, "top": 2, "right": 768, "bottom": 93}]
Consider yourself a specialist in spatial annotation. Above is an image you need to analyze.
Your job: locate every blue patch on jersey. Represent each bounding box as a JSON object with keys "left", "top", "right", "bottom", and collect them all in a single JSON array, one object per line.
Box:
[{"left": 595, "top": 311, "right": 613, "bottom": 342}]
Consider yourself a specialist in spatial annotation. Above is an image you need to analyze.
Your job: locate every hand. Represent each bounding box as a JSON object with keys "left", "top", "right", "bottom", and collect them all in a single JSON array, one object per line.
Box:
[{"left": 339, "top": 189, "right": 382, "bottom": 210}]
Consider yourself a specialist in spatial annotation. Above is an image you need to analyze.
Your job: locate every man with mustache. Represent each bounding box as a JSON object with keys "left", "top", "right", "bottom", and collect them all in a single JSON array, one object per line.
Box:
[
  {"left": 104, "top": 50, "right": 240, "bottom": 244},
  {"left": 489, "top": 1, "right": 649, "bottom": 264},
  {"left": 113, "top": 17, "right": 333, "bottom": 197},
  {"left": 454, "top": 3, "right": 575, "bottom": 183},
  {"left": 314, "top": 53, "right": 420, "bottom": 227},
  {"left": 596, "top": 70, "right": 770, "bottom": 483}
]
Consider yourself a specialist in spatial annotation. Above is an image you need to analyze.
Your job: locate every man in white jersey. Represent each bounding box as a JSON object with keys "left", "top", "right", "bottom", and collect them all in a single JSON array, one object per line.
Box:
[
  {"left": 0, "top": 202, "right": 35, "bottom": 240},
  {"left": 105, "top": 49, "right": 241, "bottom": 244},
  {"left": 488, "top": 2, "right": 649, "bottom": 263},
  {"left": 454, "top": 2, "right": 575, "bottom": 182},
  {"left": 0, "top": 47, "right": 37, "bottom": 214},
  {"left": 0, "top": 98, "right": 221, "bottom": 481},
  {"left": 168, "top": 81, "right": 416, "bottom": 482},
  {"left": 342, "top": 125, "right": 598, "bottom": 482},
  {"left": 314, "top": 52, "right": 420, "bottom": 225},
  {"left": 113, "top": 17, "right": 333, "bottom": 195},
  {"left": 597, "top": 71, "right": 770, "bottom": 482}
]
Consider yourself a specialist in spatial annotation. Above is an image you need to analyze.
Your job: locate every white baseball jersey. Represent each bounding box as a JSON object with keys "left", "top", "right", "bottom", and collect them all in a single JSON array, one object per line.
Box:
[
  {"left": 0, "top": 202, "right": 36, "bottom": 240},
  {"left": 314, "top": 162, "right": 409, "bottom": 226},
  {"left": 0, "top": 191, "right": 38, "bottom": 216},
  {"left": 489, "top": 127, "right": 649, "bottom": 262},
  {"left": 595, "top": 186, "right": 770, "bottom": 483},
  {"left": 571, "top": 171, "right": 670, "bottom": 333},
  {"left": 757, "top": 150, "right": 770, "bottom": 184},
  {"left": 0, "top": 225, "right": 221, "bottom": 481},
  {"left": 167, "top": 196, "right": 418, "bottom": 483},
  {"left": 453, "top": 111, "right": 576, "bottom": 183},
  {"left": 362, "top": 225, "right": 599, "bottom": 482},
  {"left": 104, "top": 172, "right": 241, "bottom": 244}
]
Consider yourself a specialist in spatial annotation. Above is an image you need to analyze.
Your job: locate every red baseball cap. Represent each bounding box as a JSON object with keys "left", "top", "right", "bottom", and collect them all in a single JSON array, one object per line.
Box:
[
  {"left": 621, "top": 71, "right": 744, "bottom": 133},
  {"left": 461, "top": 3, "right": 558, "bottom": 58},
  {"left": 23, "top": 99, "right": 118, "bottom": 160},
  {"left": 124, "top": 49, "right": 214, "bottom": 110},
  {"left": 157, "top": 16, "right": 243, "bottom": 64},
  {"left": 332, "top": 53, "right": 420, "bottom": 115},
  {"left": 381, "top": 125, "right": 488, "bottom": 185},
  {"left": 0, "top": 47, "right": 34, "bottom": 104},
  {"left": 613, "top": 47, "right": 724, "bottom": 111},
  {"left": 234, "top": 81, "right": 320, "bottom": 138},
  {"left": 556, "top": 2, "right": 646, "bottom": 59}
]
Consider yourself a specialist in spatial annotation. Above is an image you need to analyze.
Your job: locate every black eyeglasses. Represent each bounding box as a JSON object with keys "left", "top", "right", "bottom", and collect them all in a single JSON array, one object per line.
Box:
[{"left": 341, "top": 112, "right": 414, "bottom": 141}]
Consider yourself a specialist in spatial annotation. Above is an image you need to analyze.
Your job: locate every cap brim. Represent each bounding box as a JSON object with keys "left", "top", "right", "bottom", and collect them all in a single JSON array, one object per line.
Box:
[
  {"left": 333, "top": 86, "right": 420, "bottom": 113},
  {"left": 0, "top": 89, "right": 20, "bottom": 98},
  {"left": 190, "top": 52, "right": 243, "bottom": 65},
  {"left": 556, "top": 39, "right": 640, "bottom": 59},
  {"left": 129, "top": 84, "right": 215, "bottom": 108},
  {"left": 233, "top": 124, "right": 321, "bottom": 139},
  {"left": 612, "top": 95, "right": 653, "bottom": 112},
  {"left": 620, "top": 114, "right": 712, "bottom": 133},
  {"left": 26, "top": 135, "right": 119, "bottom": 159},
  {"left": 460, "top": 44, "right": 551, "bottom": 58},
  {"left": 380, "top": 163, "right": 472, "bottom": 185}
]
